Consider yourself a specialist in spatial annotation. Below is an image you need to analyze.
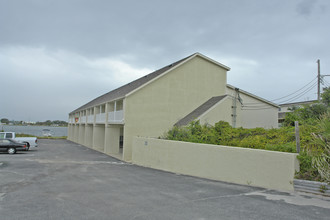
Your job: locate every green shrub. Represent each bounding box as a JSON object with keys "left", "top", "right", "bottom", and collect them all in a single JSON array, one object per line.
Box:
[
  {"left": 265, "top": 143, "right": 296, "bottom": 153},
  {"left": 295, "top": 151, "right": 323, "bottom": 181},
  {"left": 164, "top": 120, "right": 300, "bottom": 153},
  {"left": 305, "top": 112, "right": 330, "bottom": 182},
  {"left": 237, "top": 135, "right": 267, "bottom": 149}
]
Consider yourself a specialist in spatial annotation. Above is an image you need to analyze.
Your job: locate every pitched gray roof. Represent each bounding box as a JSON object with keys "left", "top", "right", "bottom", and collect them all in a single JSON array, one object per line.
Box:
[
  {"left": 70, "top": 54, "right": 194, "bottom": 114},
  {"left": 174, "top": 95, "right": 227, "bottom": 127}
]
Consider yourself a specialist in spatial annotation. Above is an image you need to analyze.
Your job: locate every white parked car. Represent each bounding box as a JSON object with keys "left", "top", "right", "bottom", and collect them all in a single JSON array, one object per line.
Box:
[{"left": 0, "top": 132, "right": 38, "bottom": 151}]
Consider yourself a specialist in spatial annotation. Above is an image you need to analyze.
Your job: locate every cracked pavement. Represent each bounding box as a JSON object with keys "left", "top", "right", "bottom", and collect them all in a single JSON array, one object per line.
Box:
[{"left": 0, "top": 139, "right": 329, "bottom": 220}]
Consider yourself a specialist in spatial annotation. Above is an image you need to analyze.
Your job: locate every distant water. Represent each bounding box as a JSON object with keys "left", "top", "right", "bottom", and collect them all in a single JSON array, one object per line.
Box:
[{"left": 1, "top": 125, "right": 68, "bottom": 137}]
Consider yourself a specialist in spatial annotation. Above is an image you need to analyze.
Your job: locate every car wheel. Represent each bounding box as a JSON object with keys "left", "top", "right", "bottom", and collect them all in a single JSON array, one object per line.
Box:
[
  {"left": 7, "top": 147, "right": 16, "bottom": 154},
  {"left": 25, "top": 143, "right": 30, "bottom": 151}
]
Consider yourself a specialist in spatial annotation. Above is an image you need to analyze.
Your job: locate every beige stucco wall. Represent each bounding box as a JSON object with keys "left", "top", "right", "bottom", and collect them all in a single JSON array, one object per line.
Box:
[
  {"left": 93, "top": 125, "right": 105, "bottom": 152},
  {"left": 132, "top": 137, "right": 299, "bottom": 191},
  {"left": 73, "top": 125, "right": 79, "bottom": 142},
  {"left": 84, "top": 124, "right": 93, "bottom": 148},
  {"left": 67, "top": 124, "right": 73, "bottom": 141},
  {"left": 104, "top": 124, "right": 121, "bottom": 154},
  {"left": 226, "top": 87, "right": 278, "bottom": 129},
  {"left": 78, "top": 125, "right": 85, "bottom": 145},
  {"left": 198, "top": 96, "right": 241, "bottom": 127},
  {"left": 123, "top": 56, "right": 228, "bottom": 161}
]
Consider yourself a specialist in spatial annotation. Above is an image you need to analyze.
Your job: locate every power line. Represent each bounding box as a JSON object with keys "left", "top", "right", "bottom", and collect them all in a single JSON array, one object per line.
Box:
[
  {"left": 322, "top": 79, "right": 330, "bottom": 87},
  {"left": 270, "top": 77, "right": 317, "bottom": 102},
  {"left": 243, "top": 77, "right": 317, "bottom": 106},
  {"left": 278, "top": 81, "right": 317, "bottom": 104},
  {"left": 242, "top": 80, "right": 317, "bottom": 109},
  {"left": 241, "top": 60, "right": 328, "bottom": 110}
]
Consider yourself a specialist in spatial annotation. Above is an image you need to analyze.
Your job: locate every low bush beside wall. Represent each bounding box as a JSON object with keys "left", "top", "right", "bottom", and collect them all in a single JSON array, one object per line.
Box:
[
  {"left": 132, "top": 137, "right": 300, "bottom": 191},
  {"left": 164, "top": 121, "right": 299, "bottom": 153}
]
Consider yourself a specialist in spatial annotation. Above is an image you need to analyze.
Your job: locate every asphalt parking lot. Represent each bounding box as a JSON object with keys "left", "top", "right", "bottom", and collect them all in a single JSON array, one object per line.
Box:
[{"left": 0, "top": 139, "right": 329, "bottom": 220}]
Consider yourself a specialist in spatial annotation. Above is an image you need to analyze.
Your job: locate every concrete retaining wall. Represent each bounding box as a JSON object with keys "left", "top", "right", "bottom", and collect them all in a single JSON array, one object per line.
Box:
[{"left": 132, "top": 137, "right": 300, "bottom": 191}]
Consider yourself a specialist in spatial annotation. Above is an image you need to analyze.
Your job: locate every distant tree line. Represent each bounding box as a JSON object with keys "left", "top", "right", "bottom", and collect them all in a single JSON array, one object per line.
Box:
[
  {"left": 35, "top": 120, "right": 68, "bottom": 126},
  {"left": 0, "top": 118, "right": 68, "bottom": 127}
]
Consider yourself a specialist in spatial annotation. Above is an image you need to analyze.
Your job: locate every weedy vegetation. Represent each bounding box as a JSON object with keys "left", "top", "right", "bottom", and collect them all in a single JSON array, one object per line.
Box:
[{"left": 163, "top": 87, "right": 330, "bottom": 183}]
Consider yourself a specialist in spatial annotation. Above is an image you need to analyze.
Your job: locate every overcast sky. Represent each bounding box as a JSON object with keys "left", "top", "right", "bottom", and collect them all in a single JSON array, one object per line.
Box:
[{"left": 1, "top": 0, "right": 329, "bottom": 122}]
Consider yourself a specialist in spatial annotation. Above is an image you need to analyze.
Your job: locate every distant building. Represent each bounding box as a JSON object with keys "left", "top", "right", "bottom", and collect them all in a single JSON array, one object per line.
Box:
[
  {"left": 23, "top": 121, "right": 36, "bottom": 125},
  {"left": 68, "top": 53, "right": 279, "bottom": 161},
  {"left": 278, "top": 100, "right": 317, "bottom": 125}
]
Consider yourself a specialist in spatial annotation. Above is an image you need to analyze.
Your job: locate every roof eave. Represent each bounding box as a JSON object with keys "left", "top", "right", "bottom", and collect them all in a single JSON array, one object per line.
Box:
[
  {"left": 226, "top": 84, "right": 279, "bottom": 108},
  {"left": 195, "top": 52, "right": 231, "bottom": 71}
]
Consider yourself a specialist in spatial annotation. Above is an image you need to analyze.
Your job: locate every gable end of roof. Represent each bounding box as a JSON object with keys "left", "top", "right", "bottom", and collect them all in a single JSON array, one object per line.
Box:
[{"left": 70, "top": 53, "right": 231, "bottom": 114}]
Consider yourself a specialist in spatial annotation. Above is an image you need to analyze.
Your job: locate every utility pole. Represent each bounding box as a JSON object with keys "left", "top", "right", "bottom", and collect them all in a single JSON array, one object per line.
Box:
[
  {"left": 317, "top": 59, "right": 321, "bottom": 101},
  {"left": 317, "top": 59, "right": 330, "bottom": 101},
  {"left": 295, "top": 121, "right": 300, "bottom": 153},
  {"left": 232, "top": 88, "right": 238, "bottom": 128}
]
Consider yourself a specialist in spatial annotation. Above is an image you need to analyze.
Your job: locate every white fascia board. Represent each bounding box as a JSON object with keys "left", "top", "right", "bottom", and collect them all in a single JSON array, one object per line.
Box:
[{"left": 195, "top": 52, "right": 231, "bottom": 71}]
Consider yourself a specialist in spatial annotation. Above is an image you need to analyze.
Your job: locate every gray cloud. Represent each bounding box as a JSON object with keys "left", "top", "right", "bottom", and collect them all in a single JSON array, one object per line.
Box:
[
  {"left": 296, "top": 0, "right": 318, "bottom": 16},
  {"left": 0, "top": 0, "right": 329, "bottom": 121}
]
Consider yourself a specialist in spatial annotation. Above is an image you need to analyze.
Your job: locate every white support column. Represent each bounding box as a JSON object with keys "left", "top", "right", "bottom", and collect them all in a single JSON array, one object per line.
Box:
[
  {"left": 123, "top": 99, "right": 126, "bottom": 122},
  {"left": 93, "top": 106, "right": 97, "bottom": 125},
  {"left": 114, "top": 101, "right": 117, "bottom": 122},
  {"left": 105, "top": 103, "right": 109, "bottom": 125}
]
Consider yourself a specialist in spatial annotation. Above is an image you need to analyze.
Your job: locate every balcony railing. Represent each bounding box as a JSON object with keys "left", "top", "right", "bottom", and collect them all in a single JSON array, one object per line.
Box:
[
  {"left": 70, "top": 109, "right": 124, "bottom": 124},
  {"left": 87, "top": 115, "right": 94, "bottom": 123},
  {"left": 95, "top": 113, "right": 106, "bottom": 123},
  {"left": 80, "top": 116, "right": 86, "bottom": 123},
  {"left": 108, "top": 110, "right": 124, "bottom": 124}
]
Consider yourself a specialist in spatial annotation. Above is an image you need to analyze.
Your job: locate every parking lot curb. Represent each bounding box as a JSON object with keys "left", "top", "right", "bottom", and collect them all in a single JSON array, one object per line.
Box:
[{"left": 294, "top": 179, "right": 330, "bottom": 196}]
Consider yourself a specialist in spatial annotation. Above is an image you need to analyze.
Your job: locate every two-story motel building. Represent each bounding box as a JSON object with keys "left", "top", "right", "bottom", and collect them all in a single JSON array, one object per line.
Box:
[{"left": 68, "top": 53, "right": 279, "bottom": 161}]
